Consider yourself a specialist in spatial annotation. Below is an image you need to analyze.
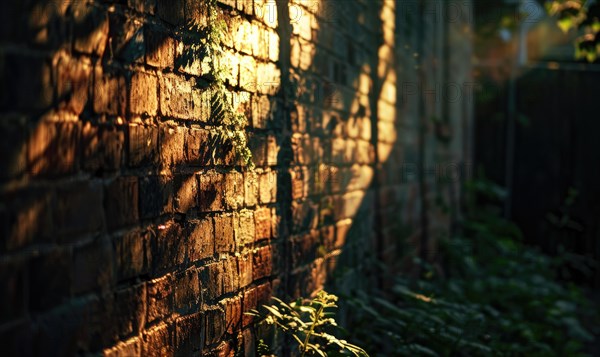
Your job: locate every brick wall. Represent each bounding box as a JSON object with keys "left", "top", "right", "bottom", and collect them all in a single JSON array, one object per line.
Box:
[{"left": 0, "top": 0, "right": 473, "bottom": 355}]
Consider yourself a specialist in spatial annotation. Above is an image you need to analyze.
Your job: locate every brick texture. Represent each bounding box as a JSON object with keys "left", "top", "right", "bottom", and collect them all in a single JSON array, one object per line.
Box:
[{"left": 0, "top": 0, "right": 473, "bottom": 355}]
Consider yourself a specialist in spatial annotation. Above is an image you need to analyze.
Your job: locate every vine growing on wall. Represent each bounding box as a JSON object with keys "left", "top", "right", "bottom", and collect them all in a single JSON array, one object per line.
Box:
[{"left": 176, "top": 0, "right": 254, "bottom": 168}]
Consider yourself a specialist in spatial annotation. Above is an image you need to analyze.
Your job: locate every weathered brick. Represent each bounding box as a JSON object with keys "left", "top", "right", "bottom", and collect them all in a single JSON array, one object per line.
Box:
[
  {"left": 73, "top": 237, "right": 114, "bottom": 294},
  {"left": 2, "top": 187, "right": 53, "bottom": 251},
  {"left": 27, "top": 121, "right": 80, "bottom": 177},
  {"left": 175, "top": 313, "right": 204, "bottom": 356},
  {"left": 222, "top": 257, "right": 239, "bottom": 294},
  {"left": 224, "top": 171, "right": 244, "bottom": 210},
  {"left": 174, "top": 268, "right": 200, "bottom": 314},
  {"left": 105, "top": 177, "right": 139, "bottom": 231},
  {"left": 173, "top": 174, "right": 197, "bottom": 213},
  {"left": 115, "top": 284, "right": 146, "bottom": 338},
  {"left": 29, "top": 249, "right": 71, "bottom": 311},
  {"left": 82, "top": 123, "right": 124, "bottom": 172},
  {"left": 147, "top": 275, "right": 173, "bottom": 324},
  {"left": 128, "top": 125, "right": 159, "bottom": 167},
  {"left": 139, "top": 175, "right": 173, "bottom": 218},
  {"left": 254, "top": 207, "right": 271, "bottom": 241},
  {"left": 199, "top": 171, "right": 224, "bottom": 212},
  {"left": 200, "top": 263, "right": 223, "bottom": 302},
  {"left": 54, "top": 53, "right": 92, "bottom": 115},
  {"left": 143, "top": 322, "right": 174, "bottom": 357},
  {"left": 103, "top": 336, "right": 142, "bottom": 357},
  {"left": 152, "top": 222, "right": 187, "bottom": 273},
  {"left": 159, "top": 125, "right": 186, "bottom": 167},
  {"left": 244, "top": 171, "right": 259, "bottom": 207},
  {"left": 185, "top": 128, "right": 210, "bottom": 165},
  {"left": 93, "top": 66, "right": 127, "bottom": 116},
  {"left": 224, "top": 297, "right": 242, "bottom": 334},
  {"left": 238, "top": 252, "right": 253, "bottom": 288},
  {"left": 107, "top": 11, "right": 145, "bottom": 64},
  {"left": 160, "top": 75, "right": 193, "bottom": 119},
  {"left": 73, "top": 1, "right": 109, "bottom": 56},
  {"left": 252, "top": 245, "right": 272, "bottom": 280},
  {"left": 239, "top": 55, "right": 257, "bottom": 92},
  {"left": 157, "top": 0, "right": 186, "bottom": 25},
  {"left": 259, "top": 170, "right": 276, "bottom": 204},
  {"left": 130, "top": 71, "right": 158, "bottom": 116},
  {"left": 242, "top": 288, "right": 257, "bottom": 327},
  {"left": 54, "top": 180, "right": 103, "bottom": 241},
  {"left": 237, "top": 210, "right": 255, "bottom": 246},
  {"left": 205, "top": 307, "right": 226, "bottom": 346},
  {"left": 145, "top": 26, "right": 175, "bottom": 68},
  {"left": 187, "top": 218, "right": 215, "bottom": 262},
  {"left": 115, "top": 230, "right": 152, "bottom": 281},
  {"left": 214, "top": 214, "right": 235, "bottom": 253}
]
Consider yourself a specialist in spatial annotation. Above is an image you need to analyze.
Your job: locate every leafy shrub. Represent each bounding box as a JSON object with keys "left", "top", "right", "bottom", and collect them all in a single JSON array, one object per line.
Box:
[
  {"left": 247, "top": 291, "right": 369, "bottom": 357},
  {"left": 340, "top": 178, "right": 597, "bottom": 356}
]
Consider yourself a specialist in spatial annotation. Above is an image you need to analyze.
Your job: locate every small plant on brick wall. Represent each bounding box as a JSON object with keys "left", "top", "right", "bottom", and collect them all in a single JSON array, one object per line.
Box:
[
  {"left": 247, "top": 290, "right": 369, "bottom": 357},
  {"left": 176, "top": 0, "right": 253, "bottom": 168}
]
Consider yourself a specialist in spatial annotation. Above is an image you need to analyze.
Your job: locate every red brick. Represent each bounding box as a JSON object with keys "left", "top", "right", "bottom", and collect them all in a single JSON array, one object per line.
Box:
[
  {"left": 160, "top": 75, "right": 193, "bottom": 119},
  {"left": 2, "top": 187, "right": 53, "bottom": 251},
  {"left": 254, "top": 207, "right": 271, "bottom": 241},
  {"left": 82, "top": 123, "right": 124, "bottom": 172},
  {"left": 174, "top": 268, "right": 201, "bottom": 314},
  {"left": 73, "top": 1, "right": 109, "bottom": 56},
  {"left": 115, "top": 230, "right": 152, "bottom": 281},
  {"left": 222, "top": 257, "right": 239, "bottom": 294},
  {"left": 224, "top": 171, "right": 244, "bottom": 210},
  {"left": 252, "top": 245, "right": 272, "bottom": 280},
  {"left": 224, "top": 297, "right": 242, "bottom": 334},
  {"left": 29, "top": 249, "right": 71, "bottom": 312},
  {"left": 200, "top": 263, "right": 223, "bottom": 302},
  {"left": 54, "top": 53, "right": 92, "bottom": 115},
  {"left": 205, "top": 308, "right": 226, "bottom": 346},
  {"left": 72, "top": 237, "right": 114, "bottom": 294},
  {"left": 175, "top": 313, "right": 204, "bottom": 356},
  {"left": 145, "top": 26, "right": 175, "bottom": 68},
  {"left": 199, "top": 171, "right": 224, "bottom": 212},
  {"left": 174, "top": 174, "right": 197, "bottom": 213},
  {"left": 238, "top": 252, "right": 253, "bottom": 287},
  {"left": 242, "top": 288, "right": 257, "bottom": 327},
  {"left": 139, "top": 175, "right": 173, "bottom": 219},
  {"left": 152, "top": 222, "right": 186, "bottom": 273},
  {"left": 93, "top": 66, "right": 126, "bottom": 116},
  {"left": 105, "top": 177, "right": 139, "bottom": 231},
  {"left": 237, "top": 211, "right": 255, "bottom": 246},
  {"left": 244, "top": 171, "right": 258, "bottom": 207},
  {"left": 159, "top": 125, "right": 185, "bottom": 167},
  {"left": 143, "top": 322, "right": 174, "bottom": 357},
  {"left": 115, "top": 284, "right": 146, "bottom": 338},
  {"left": 214, "top": 214, "right": 235, "bottom": 253},
  {"left": 129, "top": 71, "right": 158, "bottom": 116},
  {"left": 128, "top": 125, "right": 159, "bottom": 167},
  {"left": 187, "top": 218, "right": 215, "bottom": 262},
  {"left": 185, "top": 128, "right": 210, "bottom": 165},
  {"left": 27, "top": 121, "right": 80, "bottom": 177},
  {"left": 103, "top": 336, "right": 142, "bottom": 357},
  {"left": 146, "top": 275, "right": 173, "bottom": 324}
]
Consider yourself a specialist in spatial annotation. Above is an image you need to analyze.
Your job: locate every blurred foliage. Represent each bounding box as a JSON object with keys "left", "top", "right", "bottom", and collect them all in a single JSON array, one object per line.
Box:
[
  {"left": 176, "top": 0, "right": 253, "bottom": 167},
  {"left": 247, "top": 291, "right": 369, "bottom": 357},
  {"left": 337, "top": 176, "right": 598, "bottom": 356},
  {"left": 544, "top": 0, "right": 600, "bottom": 62}
]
